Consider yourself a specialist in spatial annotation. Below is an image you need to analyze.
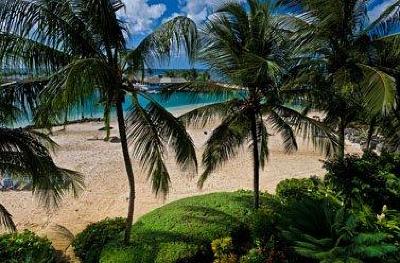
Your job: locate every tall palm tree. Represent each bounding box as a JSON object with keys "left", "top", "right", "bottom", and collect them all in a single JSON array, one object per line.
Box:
[
  {"left": 279, "top": 0, "right": 399, "bottom": 159},
  {"left": 0, "top": 101, "right": 83, "bottom": 232},
  {"left": 0, "top": 0, "right": 198, "bottom": 243},
  {"left": 169, "top": 0, "right": 337, "bottom": 209}
]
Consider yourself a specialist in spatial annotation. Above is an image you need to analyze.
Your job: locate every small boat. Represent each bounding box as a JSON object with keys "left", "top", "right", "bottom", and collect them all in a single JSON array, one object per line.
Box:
[{"left": 133, "top": 83, "right": 149, "bottom": 91}]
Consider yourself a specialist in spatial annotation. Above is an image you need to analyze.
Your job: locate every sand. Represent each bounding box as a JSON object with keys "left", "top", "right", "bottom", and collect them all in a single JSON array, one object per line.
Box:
[{"left": 0, "top": 107, "right": 362, "bottom": 253}]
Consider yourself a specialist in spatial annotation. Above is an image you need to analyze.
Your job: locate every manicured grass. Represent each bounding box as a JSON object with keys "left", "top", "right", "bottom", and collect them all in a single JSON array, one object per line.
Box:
[{"left": 100, "top": 191, "right": 267, "bottom": 263}]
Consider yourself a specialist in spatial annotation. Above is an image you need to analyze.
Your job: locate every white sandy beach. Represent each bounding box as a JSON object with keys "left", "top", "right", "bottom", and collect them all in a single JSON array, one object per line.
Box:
[{"left": 0, "top": 106, "right": 362, "bottom": 252}]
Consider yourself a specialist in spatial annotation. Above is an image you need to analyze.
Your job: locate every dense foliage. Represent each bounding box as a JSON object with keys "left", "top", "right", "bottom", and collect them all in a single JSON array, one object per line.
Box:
[
  {"left": 72, "top": 217, "right": 126, "bottom": 263},
  {"left": 260, "top": 152, "right": 400, "bottom": 262},
  {"left": 0, "top": 230, "right": 57, "bottom": 263},
  {"left": 275, "top": 177, "right": 321, "bottom": 200},
  {"left": 324, "top": 152, "right": 400, "bottom": 211}
]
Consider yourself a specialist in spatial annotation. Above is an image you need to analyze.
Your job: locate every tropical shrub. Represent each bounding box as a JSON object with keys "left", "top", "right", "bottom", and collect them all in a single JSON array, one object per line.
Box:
[
  {"left": 324, "top": 152, "right": 400, "bottom": 211},
  {"left": 211, "top": 237, "right": 238, "bottom": 263},
  {"left": 282, "top": 197, "right": 400, "bottom": 262},
  {"left": 0, "top": 230, "right": 57, "bottom": 263},
  {"left": 72, "top": 217, "right": 125, "bottom": 263},
  {"left": 275, "top": 177, "right": 321, "bottom": 201},
  {"left": 239, "top": 248, "right": 266, "bottom": 263}
]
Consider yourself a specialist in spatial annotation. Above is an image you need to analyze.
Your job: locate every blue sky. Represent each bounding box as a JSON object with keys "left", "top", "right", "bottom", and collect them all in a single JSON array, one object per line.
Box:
[{"left": 120, "top": 0, "right": 394, "bottom": 68}]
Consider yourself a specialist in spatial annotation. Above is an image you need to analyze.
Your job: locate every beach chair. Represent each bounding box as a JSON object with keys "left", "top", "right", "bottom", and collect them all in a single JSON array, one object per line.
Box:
[
  {"left": 0, "top": 170, "right": 21, "bottom": 190},
  {"left": 1, "top": 177, "right": 15, "bottom": 190}
]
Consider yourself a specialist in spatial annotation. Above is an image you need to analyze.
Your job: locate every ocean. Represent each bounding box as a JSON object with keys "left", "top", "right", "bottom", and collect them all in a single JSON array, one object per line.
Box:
[{"left": 15, "top": 90, "right": 232, "bottom": 127}]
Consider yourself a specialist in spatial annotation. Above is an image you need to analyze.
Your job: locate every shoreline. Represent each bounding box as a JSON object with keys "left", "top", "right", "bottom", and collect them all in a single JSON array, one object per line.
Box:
[{"left": 17, "top": 103, "right": 207, "bottom": 129}]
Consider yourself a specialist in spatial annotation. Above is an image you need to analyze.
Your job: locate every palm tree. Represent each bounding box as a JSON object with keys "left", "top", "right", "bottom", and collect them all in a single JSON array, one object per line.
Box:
[
  {"left": 279, "top": 0, "right": 399, "bottom": 159},
  {"left": 0, "top": 0, "right": 198, "bottom": 243},
  {"left": 170, "top": 0, "right": 336, "bottom": 209},
  {"left": 0, "top": 101, "right": 83, "bottom": 232}
]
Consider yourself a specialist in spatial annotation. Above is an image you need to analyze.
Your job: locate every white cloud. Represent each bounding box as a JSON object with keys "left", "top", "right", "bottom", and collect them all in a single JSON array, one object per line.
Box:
[
  {"left": 162, "top": 12, "right": 184, "bottom": 24},
  {"left": 179, "top": 0, "right": 246, "bottom": 25},
  {"left": 368, "top": 0, "right": 397, "bottom": 22},
  {"left": 180, "top": 0, "right": 213, "bottom": 24},
  {"left": 121, "top": 0, "right": 167, "bottom": 34}
]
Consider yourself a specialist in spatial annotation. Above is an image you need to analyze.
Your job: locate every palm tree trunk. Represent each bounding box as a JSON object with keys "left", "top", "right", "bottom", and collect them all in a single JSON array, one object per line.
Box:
[
  {"left": 338, "top": 119, "right": 346, "bottom": 160},
  {"left": 366, "top": 116, "right": 376, "bottom": 151},
  {"left": 63, "top": 110, "right": 68, "bottom": 130},
  {"left": 250, "top": 112, "right": 260, "bottom": 209},
  {"left": 115, "top": 100, "right": 136, "bottom": 244},
  {"left": 104, "top": 103, "right": 111, "bottom": 141}
]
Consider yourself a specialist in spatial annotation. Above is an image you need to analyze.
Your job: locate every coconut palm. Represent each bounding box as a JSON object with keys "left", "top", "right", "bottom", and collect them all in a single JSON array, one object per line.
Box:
[
  {"left": 0, "top": 0, "right": 198, "bottom": 243},
  {"left": 0, "top": 101, "right": 83, "bottom": 232},
  {"left": 279, "top": 0, "right": 399, "bottom": 159},
  {"left": 169, "top": 0, "right": 337, "bottom": 209}
]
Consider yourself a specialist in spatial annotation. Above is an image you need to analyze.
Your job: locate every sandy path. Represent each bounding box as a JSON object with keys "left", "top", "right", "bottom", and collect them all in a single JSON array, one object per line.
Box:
[{"left": 0, "top": 109, "right": 361, "bottom": 254}]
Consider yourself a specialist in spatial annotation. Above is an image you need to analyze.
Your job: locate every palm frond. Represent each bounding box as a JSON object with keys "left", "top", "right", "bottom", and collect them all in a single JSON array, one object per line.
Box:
[
  {"left": 126, "top": 95, "right": 170, "bottom": 196},
  {"left": 0, "top": 99, "right": 21, "bottom": 127},
  {"left": 366, "top": 0, "right": 400, "bottom": 37},
  {"left": 160, "top": 81, "right": 239, "bottom": 103},
  {"left": 179, "top": 98, "right": 241, "bottom": 127},
  {"left": 358, "top": 64, "right": 397, "bottom": 115},
  {"left": 52, "top": 224, "right": 75, "bottom": 245},
  {"left": 0, "top": 128, "right": 84, "bottom": 207},
  {"left": 265, "top": 106, "right": 298, "bottom": 154},
  {"left": 0, "top": 0, "right": 99, "bottom": 61},
  {"left": 272, "top": 105, "right": 338, "bottom": 157},
  {"left": 139, "top": 93, "right": 198, "bottom": 173},
  {"left": 35, "top": 58, "right": 113, "bottom": 127},
  {"left": 199, "top": 107, "right": 252, "bottom": 188},
  {"left": 125, "top": 16, "right": 197, "bottom": 71},
  {"left": 0, "top": 204, "right": 16, "bottom": 232},
  {"left": 0, "top": 78, "right": 47, "bottom": 120},
  {"left": 0, "top": 33, "right": 71, "bottom": 73},
  {"left": 76, "top": 0, "right": 126, "bottom": 52}
]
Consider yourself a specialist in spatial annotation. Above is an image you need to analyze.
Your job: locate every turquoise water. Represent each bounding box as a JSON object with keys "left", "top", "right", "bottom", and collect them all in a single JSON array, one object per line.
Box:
[
  {"left": 16, "top": 91, "right": 231, "bottom": 127},
  {"left": 83, "top": 92, "right": 229, "bottom": 117}
]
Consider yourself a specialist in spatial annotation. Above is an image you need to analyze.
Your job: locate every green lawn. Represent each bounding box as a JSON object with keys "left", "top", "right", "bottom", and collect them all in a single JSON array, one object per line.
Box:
[{"left": 100, "top": 191, "right": 266, "bottom": 263}]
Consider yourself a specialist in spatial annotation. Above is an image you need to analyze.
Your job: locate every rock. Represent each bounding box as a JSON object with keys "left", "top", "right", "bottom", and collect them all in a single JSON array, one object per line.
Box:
[{"left": 109, "top": 137, "right": 121, "bottom": 143}]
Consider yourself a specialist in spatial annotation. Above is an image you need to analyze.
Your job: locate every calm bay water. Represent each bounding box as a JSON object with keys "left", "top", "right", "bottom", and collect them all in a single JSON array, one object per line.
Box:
[{"left": 16, "top": 91, "right": 231, "bottom": 127}]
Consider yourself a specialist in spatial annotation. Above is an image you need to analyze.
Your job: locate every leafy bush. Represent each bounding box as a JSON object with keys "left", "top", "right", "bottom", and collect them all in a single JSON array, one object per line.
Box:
[
  {"left": 72, "top": 217, "right": 125, "bottom": 263},
  {"left": 324, "top": 152, "right": 400, "bottom": 211},
  {"left": 211, "top": 237, "right": 238, "bottom": 263},
  {"left": 99, "top": 192, "right": 268, "bottom": 263},
  {"left": 282, "top": 197, "right": 399, "bottom": 262},
  {"left": 246, "top": 208, "right": 279, "bottom": 246},
  {"left": 0, "top": 230, "right": 57, "bottom": 263},
  {"left": 240, "top": 248, "right": 268, "bottom": 263},
  {"left": 244, "top": 208, "right": 297, "bottom": 263},
  {"left": 275, "top": 177, "right": 321, "bottom": 200}
]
